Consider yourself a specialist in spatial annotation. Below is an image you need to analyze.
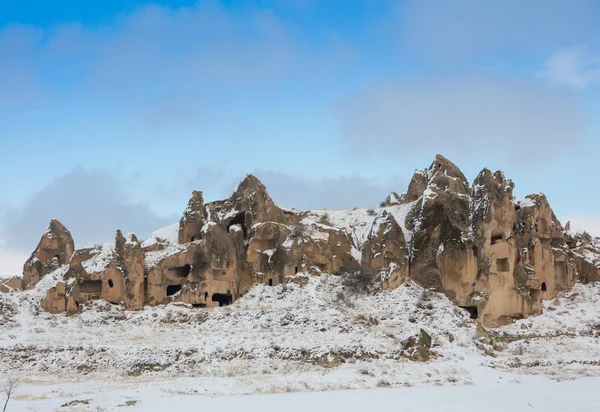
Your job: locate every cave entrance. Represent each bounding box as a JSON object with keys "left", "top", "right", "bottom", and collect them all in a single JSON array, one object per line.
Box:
[
  {"left": 212, "top": 292, "right": 232, "bottom": 306},
  {"left": 53, "top": 254, "right": 61, "bottom": 264},
  {"left": 166, "top": 284, "right": 182, "bottom": 296},
  {"left": 80, "top": 280, "right": 102, "bottom": 294},
  {"left": 294, "top": 266, "right": 298, "bottom": 274},
  {"left": 541, "top": 282, "right": 547, "bottom": 292},
  {"left": 459, "top": 306, "right": 478, "bottom": 320},
  {"left": 228, "top": 212, "right": 247, "bottom": 237},
  {"left": 268, "top": 279, "right": 273, "bottom": 286},
  {"left": 168, "top": 264, "right": 192, "bottom": 278},
  {"left": 192, "top": 303, "right": 206, "bottom": 308},
  {"left": 496, "top": 258, "right": 510, "bottom": 272},
  {"left": 491, "top": 232, "right": 504, "bottom": 245}
]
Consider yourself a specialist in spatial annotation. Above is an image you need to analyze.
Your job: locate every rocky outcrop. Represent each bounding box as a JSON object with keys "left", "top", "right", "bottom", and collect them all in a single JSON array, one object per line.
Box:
[
  {"left": 22, "top": 219, "right": 75, "bottom": 290},
  {"left": 0, "top": 277, "right": 22, "bottom": 293},
  {"left": 146, "top": 222, "right": 238, "bottom": 307},
  {"left": 41, "top": 281, "right": 68, "bottom": 313},
  {"left": 468, "top": 169, "right": 528, "bottom": 325},
  {"left": 362, "top": 211, "right": 409, "bottom": 289},
  {"left": 402, "top": 170, "right": 428, "bottom": 204},
  {"left": 383, "top": 192, "right": 402, "bottom": 207},
  {"left": 23, "top": 160, "right": 599, "bottom": 328},
  {"left": 178, "top": 191, "right": 207, "bottom": 244},
  {"left": 407, "top": 155, "right": 471, "bottom": 294},
  {"left": 566, "top": 232, "right": 600, "bottom": 283},
  {"left": 207, "top": 174, "right": 289, "bottom": 237},
  {"left": 103, "top": 231, "right": 146, "bottom": 310}
]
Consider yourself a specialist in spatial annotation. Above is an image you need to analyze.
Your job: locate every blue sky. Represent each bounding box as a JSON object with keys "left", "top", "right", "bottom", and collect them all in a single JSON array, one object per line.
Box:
[{"left": 1, "top": 0, "right": 599, "bottom": 273}]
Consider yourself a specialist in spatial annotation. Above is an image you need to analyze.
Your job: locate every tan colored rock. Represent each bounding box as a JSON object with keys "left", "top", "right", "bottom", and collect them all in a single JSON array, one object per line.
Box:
[
  {"left": 361, "top": 211, "right": 409, "bottom": 289},
  {"left": 246, "top": 222, "right": 291, "bottom": 287},
  {"left": 514, "top": 193, "right": 574, "bottom": 298},
  {"left": 281, "top": 222, "right": 357, "bottom": 278},
  {"left": 565, "top": 232, "right": 600, "bottom": 283},
  {"left": 106, "top": 231, "right": 145, "bottom": 310},
  {"left": 383, "top": 192, "right": 402, "bottom": 207},
  {"left": 146, "top": 222, "right": 238, "bottom": 308},
  {"left": 402, "top": 169, "right": 427, "bottom": 204},
  {"left": 469, "top": 169, "right": 525, "bottom": 325},
  {"left": 22, "top": 219, "right": 75, "bottom": 290},
  {"left": 178, "top": 191, "right": 207, "bottom": 244},
  {"left": 24, "top": 158, "right": 596, "bottom": 327},
  {"left": 41, "top": 281, "right": 67, "bottom": 313},
  {"left": 0, "top": 277, "right": 22, "bottom": 293},
  {"left": 407, "top": 155, "right": 471, "bottom": 293},
  {"left": 207, "top": 174, "right": 289, "bottom": 238}
]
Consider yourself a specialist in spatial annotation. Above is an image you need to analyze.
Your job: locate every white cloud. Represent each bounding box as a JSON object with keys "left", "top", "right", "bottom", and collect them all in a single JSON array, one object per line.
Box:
[
  {"left": 334, "top": 75, "right": 585, "bottom": 164},
  {"left": 0, "top": 168, "right": 175, "bottom": 254},
  {"left": 396, "top": 0, "right": 600, "bottom": 61},
  {"left": 564, "top": 215, "right": 600, "bottom": 238},
  {"left": 0, "top": 250, "right": 28, "bottom": 277},
  {"left": 538, "top": 46, "right": 600, "bottom": 88},
  {"left": 0, "top": 2, "right": 353, "bottom": 119}
]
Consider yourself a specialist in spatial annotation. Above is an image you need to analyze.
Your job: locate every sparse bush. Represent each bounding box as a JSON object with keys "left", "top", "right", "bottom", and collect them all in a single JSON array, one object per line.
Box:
[
  {"left": 2, "top": 377, "right": 18, "bottom": 412},
  {"left": 366, "top": 208, "right": 377, "bottom": 216},
  {"left": 379, "top": 201, "right": 387, "bottom": 208},
  {"left": 342, "top": 266, "right": 377, "bottom": 295}
]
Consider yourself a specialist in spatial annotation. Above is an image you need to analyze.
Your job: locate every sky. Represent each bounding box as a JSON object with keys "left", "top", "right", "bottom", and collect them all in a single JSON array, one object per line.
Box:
[{"left": 1, "top": 0, "right": 599, "bottom": 274}]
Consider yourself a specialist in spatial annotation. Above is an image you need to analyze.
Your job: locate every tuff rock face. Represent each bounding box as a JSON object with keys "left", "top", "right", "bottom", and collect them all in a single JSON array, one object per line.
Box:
[
  {"left": 178, "top": 191, "right": 207, "bottom": 244},
  {"left": 566, "top": 232, "right": 600, "bottom": 283},
  {"left": 362, "top": 211, "right": 409, "bottom": 290},
  {"left": 22, "top": 219, "right": 75, "bottom": 290},
  {"left": 406, "top": 154, "right": 471, "bottom": 293},
  {"left": 16, "top": 155, "right": 600, "bottom": 326}
]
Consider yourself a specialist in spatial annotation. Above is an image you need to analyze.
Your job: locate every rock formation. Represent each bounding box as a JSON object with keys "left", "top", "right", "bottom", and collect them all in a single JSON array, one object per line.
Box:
[
  {"left": 22, "top": 219, "right": 75, "bottom": 290},
  {"left": 362, "top": 211, "right": 409, "bottom": 289},
  {"left": 178, "top": 191, "right": 207, "bottom": 244},
  {"left": 14, "top": 155, "right": 600, "bottom": 327},
  {"left": 406, "top": 154, "right": 472, "bottom": 294}
]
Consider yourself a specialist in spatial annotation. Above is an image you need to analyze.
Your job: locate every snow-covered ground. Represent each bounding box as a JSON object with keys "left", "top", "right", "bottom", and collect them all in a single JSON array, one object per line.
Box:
[{"left": 1, "top": 276, "right": 599, "bottom": 411}]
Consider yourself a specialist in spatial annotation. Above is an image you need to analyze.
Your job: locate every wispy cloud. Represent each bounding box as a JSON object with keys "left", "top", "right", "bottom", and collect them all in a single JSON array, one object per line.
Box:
[
  {"left": 0, "top": 168, "right": 175, "bottom": 253},
  {"left": 538, "top": 46, "right": 600, "bottom": 88},
  {"left": 334, "top": 75, "right": 585, "bottom": 164},
  {"left": 395, "top": 0, "right": 600, "bottom": 62},
  {"left": 0, "top": 2, "right": 354, "bottom": 121}
]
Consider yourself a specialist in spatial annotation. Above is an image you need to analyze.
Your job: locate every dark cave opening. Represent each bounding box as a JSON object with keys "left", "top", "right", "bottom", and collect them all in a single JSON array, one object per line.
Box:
[
  {"left": 212, "top": 292, "right": 233, "bottom": 306},
  {"left": 228, "top": 212, "right": 248, "bottom": 237},
  {"left": 168, "top": 264, "right": 192, "bottom": 278},
  {"left": 459, "top": 306, "right": 479, "bottom": 320},
  {"left": 166, "top": 284, "right": 182, "bottom": 296}
]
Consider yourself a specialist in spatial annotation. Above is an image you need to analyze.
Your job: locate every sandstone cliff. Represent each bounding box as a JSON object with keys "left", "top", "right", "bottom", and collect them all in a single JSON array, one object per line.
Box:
[{"left": 11, "top": 155, "right": 600, "bottom": 327}]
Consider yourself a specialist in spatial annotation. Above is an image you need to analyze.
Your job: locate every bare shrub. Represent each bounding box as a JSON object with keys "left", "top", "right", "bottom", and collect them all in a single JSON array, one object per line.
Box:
[
  {"left": 379, "top": 201, "right": 387, "bottom": 208},
  {"left": 2, "top": 377, "right": 18, "bottom": 412},
  {"left": 342, "top": 266, "right": 377, "bottom": 295},
  {"left": 366, "top": 208, "right": 377, "bottom": 216}
]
